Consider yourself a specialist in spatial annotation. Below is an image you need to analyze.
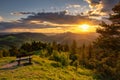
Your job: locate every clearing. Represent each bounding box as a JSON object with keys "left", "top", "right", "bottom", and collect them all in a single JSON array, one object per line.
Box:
[{"left": 0, "top": 56, "right": 98, "bottom": 80}]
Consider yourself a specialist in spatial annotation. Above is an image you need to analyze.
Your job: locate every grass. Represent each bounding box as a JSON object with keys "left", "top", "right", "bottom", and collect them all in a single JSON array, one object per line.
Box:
[{"left": 0, "top": 56, "right": 98, "bottom": 80}]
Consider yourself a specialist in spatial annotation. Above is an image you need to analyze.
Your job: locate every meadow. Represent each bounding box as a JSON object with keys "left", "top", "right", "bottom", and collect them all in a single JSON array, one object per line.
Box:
[{"left": 0, "top": 56, "right": 98, "bottom": 80}]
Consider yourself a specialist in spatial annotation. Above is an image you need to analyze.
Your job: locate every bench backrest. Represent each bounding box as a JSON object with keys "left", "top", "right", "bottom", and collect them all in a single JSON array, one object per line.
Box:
[{"left": 16, "top": 53, "right": 33, "bottom": 58}]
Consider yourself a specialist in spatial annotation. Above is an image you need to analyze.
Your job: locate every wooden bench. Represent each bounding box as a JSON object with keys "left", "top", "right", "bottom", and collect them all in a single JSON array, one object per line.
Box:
[{"left": 16, "top": 54, "right": 33, "bottom": 66}]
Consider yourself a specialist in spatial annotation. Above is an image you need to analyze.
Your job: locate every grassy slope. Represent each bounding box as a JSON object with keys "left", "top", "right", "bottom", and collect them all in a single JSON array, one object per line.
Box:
[{"left": 0, "top": 56, "right": 97, "bottom": 80}]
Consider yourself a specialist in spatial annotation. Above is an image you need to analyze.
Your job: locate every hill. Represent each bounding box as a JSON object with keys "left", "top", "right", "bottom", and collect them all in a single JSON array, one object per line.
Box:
[
  {"left": 0, "top": 32, "right": 98, "bottom": 49},
  {"left": 50, "top": 32, "right": 98, "bottom": 45},
  {"left": 0, "top": 56, "right": 98, "bottom": 80}
]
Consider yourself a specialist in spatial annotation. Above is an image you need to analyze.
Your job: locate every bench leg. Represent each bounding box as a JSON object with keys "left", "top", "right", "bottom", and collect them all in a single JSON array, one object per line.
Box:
[
  {"left": 29, "top": 58, "right": 32, "bottom": 64},
  {"left": 18, "top": 60, "right": 20, "bottom": 66}
]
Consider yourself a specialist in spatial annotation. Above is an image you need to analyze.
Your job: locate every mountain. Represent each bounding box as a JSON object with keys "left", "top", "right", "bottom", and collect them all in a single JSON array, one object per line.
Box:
[
  {"left": 50, "top": 32, "right": 98, "bottom": 45},
  {"left": 0, "top": 32, "right": 48, "bottom": 49},
  {"left": 0, "top": 32, "right": 98, "bottom": 49}
]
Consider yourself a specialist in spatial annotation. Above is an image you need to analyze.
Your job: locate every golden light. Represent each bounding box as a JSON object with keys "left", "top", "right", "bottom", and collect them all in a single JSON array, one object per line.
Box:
[{"left": 78, "top": 24, "right": 90, "bottom": 32}]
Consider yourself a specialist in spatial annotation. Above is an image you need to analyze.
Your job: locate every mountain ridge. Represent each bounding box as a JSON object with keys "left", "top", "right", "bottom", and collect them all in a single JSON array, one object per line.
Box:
[{"left": 0, "top": 32, "right": 98, "bottom": 49}]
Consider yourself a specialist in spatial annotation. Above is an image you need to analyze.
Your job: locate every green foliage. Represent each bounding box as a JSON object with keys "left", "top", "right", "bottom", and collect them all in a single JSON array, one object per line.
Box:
[
  {"left": 51, "top": 62, "right": 62, "bottom": 67},
  {"left": 70, "top": 40, "right": 77, "bottom": 54},
  {"left": 39, "top": 50, "right": 48, "bottom": 58},
  {"left": 0, "top": 50, "right": 3, "bottom": 58},
  {"left": 49, "top": 51, "right": 69, "bottom": 67},
  {"left": 2, "top": 49, "right": 10, "bottom": 57},
  {"left": 9, "top": 46, "right": 19, "bottom": 56},
  {"left": 94, "top": 2, "right": 120, "bottom": 52},
  {"left": 0, "top": 56, "right": 97, "bottom": 80},
  {"left": 20, "top": 41, "right": 47, "bottom": 52},
  {"left": 92, "top": 2, "right": 120, "bottom": 80},
  {"left": 69, "top": 53, "right": 77, "bottom": 65}
]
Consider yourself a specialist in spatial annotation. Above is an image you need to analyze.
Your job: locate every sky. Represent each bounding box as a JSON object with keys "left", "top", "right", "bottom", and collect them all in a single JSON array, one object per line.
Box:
[{"left": 0, "top": 0, "right": 120, "bottom": 33}]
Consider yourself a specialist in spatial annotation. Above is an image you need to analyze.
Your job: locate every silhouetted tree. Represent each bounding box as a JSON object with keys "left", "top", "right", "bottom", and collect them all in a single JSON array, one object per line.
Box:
[
  {"left": 21, "top": 43, "right": 32, "bottom": 52},
  {"left": 2, "top": 49, "right": 10, "bottom": 57},
  {"left": 9, "top": 46, "right": 19, "bottom": 56},
  {"left": 0, "top": 50, "right": 3, "bottom": 58},
  {"left": 87, "top": 44, "right": 93, "bottom": 59},
  {"left": 93, "top": 2, "right": 120, "bottom": 79},
  {"left": 69, "top": 40, "right": 78, "bottom": 65},
  {"left": 94, "top": 3, "right": 120, "bottom": 52},
  {"left": 52, "top": 41, "right": 57, "bottom": 50},
  {"left": 63, "top": 43, "right": 69, "bottom": 52}
]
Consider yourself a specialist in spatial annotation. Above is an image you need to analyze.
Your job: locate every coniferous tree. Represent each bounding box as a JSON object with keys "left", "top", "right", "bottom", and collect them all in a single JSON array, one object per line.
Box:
[
  {"left": 81, "top": 43, "right": 86, "bottom": 65},
  {"left": 94, "top": 2, "right": 120, "bottom": 79},
  {"left": 0, "top": 50, "right": 3, "bottom": 58},
  {"left": 9, "top": 46, "right": 19, "bottom": 56},
  {"left": 63, "top": 43, "right": 69, "bottom": 52},
  {"left": 2, "top": 49, "right": 10, "bottom": 57},
  {"left": 95, "top": 3, "right": 120, "bottom": 52},
  {"left": 87, "top": 44, "right": 93, "bottom": 59},
  {"left": 69, "top": 40, "right": 77, "bottom": 65}
]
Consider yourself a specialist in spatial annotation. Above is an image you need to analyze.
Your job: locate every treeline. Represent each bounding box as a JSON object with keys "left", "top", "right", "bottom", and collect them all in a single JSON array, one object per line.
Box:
[
  {"left": 0, "top": 39, "right": 119, "bottom": 80},
  {"left": 0, "top": 40, "right": 95, "bottom": 68}
]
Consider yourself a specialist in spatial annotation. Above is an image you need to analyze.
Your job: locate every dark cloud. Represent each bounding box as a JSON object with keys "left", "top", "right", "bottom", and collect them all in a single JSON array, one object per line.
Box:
[
  {"left": 0, "top": 11, "right": 99, "bottom": 32},
  {"left": 86, "top": 0, "right": 120, "bottom": 13},
  {"left": 101, "top": 0, "right": 120, "bottom": 12},
  {"left": 11, "top": 12, "right": 35, "bottom": 16},
  {"left": 22, "top": 11, "right": 92, "bottom": 24},
  {"left": 0, "top": 21, "right": 56, "bottom": 31}
]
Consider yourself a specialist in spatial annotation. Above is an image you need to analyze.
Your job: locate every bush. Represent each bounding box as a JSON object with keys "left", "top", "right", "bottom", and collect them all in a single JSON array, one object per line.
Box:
[
  {"left": 2, "top": 49, "right": 10, "bottom": 57},
  {"left": 39, "top": 50, "right": 48, "bottom": 58},
  {"left": 0, "top": 50, "right": 3, "bottom": 58},
  {"left": 49, "top": 51, "right": 69, "bottom": 67},
  {"left": 51, "top": 62, "right": 62, "bottom": 67}
]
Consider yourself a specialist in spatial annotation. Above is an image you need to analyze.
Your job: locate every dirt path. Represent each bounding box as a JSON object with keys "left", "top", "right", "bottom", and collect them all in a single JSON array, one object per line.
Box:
[{"left": 1, "top": 62, "right": 17, "bottom": 69}]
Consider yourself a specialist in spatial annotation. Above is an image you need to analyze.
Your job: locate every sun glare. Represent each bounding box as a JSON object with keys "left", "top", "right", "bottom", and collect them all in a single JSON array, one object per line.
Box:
[{"left": 78, "top": 24, "right": 90, "bottom": 32}]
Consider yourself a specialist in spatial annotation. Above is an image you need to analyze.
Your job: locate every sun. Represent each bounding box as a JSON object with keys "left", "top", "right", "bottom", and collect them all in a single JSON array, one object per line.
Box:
[{"left": 78, "top": 24, "right": 90, "bottom": 32}]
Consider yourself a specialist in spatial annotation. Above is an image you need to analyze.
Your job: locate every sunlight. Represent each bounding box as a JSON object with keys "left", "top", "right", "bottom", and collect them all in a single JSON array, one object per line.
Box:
[{"left": 78, "top": 24, "right": 90, "bottom": 32}]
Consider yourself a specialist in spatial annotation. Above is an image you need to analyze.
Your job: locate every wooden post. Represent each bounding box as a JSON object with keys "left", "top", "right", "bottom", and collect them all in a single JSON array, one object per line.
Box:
[
  {"left": 18, "top": 58, "right": 20, "bottom": 66},
  {"left": 29, "top": 56, "right": 32, "bottom": 64}
]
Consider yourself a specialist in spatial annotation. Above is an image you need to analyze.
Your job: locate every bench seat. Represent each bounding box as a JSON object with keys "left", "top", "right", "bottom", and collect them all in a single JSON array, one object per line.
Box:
[{"left": 16, "top": 54, "right": 33, "bottom": 66}]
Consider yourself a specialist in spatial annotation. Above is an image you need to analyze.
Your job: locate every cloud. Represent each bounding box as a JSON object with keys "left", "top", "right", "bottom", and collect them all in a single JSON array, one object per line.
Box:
[
  {"left": 85, "top": 0, "right": 100, "bottom": 8},
  {"left": 66, "top": 4, "right": 81, "bottom": 9},
  {"left": 11, "top": 12, "right": 35, "bottom": 16},
  {"left": 0, "top": 21, "right": 56, "bottom": 30},
  {"left": 84, "top": 0, "right": 120, "bottom": 21},
  {"left": 0, "top": 16, "right": 3, "bottom": 21},
  {"left": 101, "top": 0, "right": 120, "bottom": 12},
  {"left": 85, "top": 0, "right": 120, "bottom": 15},
  {"left": 22, "top": 11, "right": 95, "bottom": 24},
  {"left": 0, "top": 11, "right": 99, "bottom": 32}
]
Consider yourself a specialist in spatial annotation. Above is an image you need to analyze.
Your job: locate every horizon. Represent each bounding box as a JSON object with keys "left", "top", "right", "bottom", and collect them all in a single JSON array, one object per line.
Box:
[{"left": 0, "top": 0, "right": 119, "bottom": 33}]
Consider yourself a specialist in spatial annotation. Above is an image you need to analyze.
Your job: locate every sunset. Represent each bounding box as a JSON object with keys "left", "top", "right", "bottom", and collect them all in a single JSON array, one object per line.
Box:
[
  {"left": 0, "top": 0, "right": 105, "bottom": 33},
  {"left": 0, "top": 0, "right": 120, "bottom": 80}
]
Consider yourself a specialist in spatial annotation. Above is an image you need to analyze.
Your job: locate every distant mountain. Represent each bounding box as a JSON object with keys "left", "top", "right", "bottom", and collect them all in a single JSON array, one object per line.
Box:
[
  {"left": 50, "top": 32, "right": 98, "bottom": 45},
  {"left": 0, "top": 32, "right": 48, "bottom": 49},
  {"left": 0, "top": 32, "right": 98, "bottom": 49}
]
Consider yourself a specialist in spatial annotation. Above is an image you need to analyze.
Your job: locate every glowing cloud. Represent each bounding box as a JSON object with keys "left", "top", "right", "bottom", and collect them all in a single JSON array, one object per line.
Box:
[{"left": 0, "top": 16, "right": 3, "bottom": 21}]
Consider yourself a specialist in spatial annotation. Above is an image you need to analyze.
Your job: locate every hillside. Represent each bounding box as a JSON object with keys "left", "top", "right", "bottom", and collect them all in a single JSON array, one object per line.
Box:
[
  {"left": 0, "top": 56, "right": 98, "bottom": 80},
  {"left": 50, "top": 32, "right": 98, "bottom": 45},
  {"left": 0, "top": 32, "right": 98, "bottom": 49}
]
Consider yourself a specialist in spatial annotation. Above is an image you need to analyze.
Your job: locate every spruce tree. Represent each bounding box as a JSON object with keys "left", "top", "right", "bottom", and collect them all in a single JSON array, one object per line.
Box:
[
  {"left": 95, "top": 3, "right": 120, "bottom": 52},
  {"left": 94, "top": 3, "right": 120, "bottom": 79}
]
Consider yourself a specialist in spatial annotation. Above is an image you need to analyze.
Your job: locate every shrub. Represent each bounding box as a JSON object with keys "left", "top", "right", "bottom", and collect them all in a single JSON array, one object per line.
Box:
[
  {"left": 2, "top": 49, "right": 10, "bottom": 57},
  {"left": 39, "top": 50, "right": 48, "bottom": 58},
  {"left": 0, "top": 50, "right": 3, "bottom": 58},
  {"left": 49, "top": 51, "right": 69, "bottom": 67},
  {"left": 51, "top": 62, "right": 62, "bottom": 67}
]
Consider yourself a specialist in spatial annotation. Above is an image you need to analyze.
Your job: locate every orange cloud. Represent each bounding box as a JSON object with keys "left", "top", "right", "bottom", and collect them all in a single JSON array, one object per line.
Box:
[{"left": 0, "top": 16, "right": 3, "bottom": 21}]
